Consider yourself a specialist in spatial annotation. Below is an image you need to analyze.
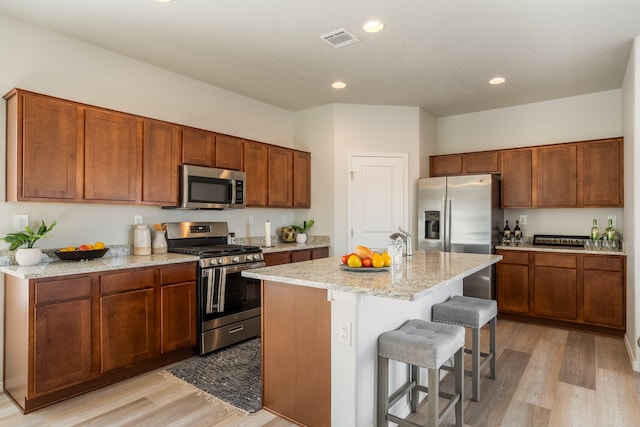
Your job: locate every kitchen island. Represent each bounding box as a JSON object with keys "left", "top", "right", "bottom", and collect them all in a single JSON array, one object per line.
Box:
[{"left": 243, "top": 250, "right": 502, "bottom": 426}]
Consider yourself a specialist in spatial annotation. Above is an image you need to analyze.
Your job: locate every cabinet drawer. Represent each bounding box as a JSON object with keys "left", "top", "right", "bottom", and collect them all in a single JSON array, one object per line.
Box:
[
  {"left": 291, "top": 250, "right": 312, "bottom": 263},
  {"left": 35, "top": 277, "right": 92, "bottom": 305},
  {"left": 100, "top": 268, "right": 155, "bottom": 294},
  {"left": 160, "top": 262, "right": 197, "bottom": 285},
  {"left": 534, "top": 253, "right": 576, "bottom": 269},
  {"left": 583, "top": 255, "right": 624, "bottom": 272},
  {"left": 497, "top": 250, "right": 529, "bottom": 265},
  {"left": 312, "top": 247, "right": 330, "bottom": 259},
  {"left": 264, "top": 252, "right": 292, "bottom": 266}
]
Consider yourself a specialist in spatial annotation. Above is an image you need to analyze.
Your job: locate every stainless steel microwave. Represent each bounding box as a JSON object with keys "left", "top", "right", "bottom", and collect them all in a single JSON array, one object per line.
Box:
[{"left": 170, "top": 164, "right": 246, "bottom": 210}]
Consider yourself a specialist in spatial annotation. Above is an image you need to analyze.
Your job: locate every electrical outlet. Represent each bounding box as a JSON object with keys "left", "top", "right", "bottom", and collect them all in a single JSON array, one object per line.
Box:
[
  {"left": 338, "top": 321, "right": 352, "bottom": 346},
  {"left": 519, "top": 215, "right": 527, "bottom": 226},
  {"left": 133, "top": 215, "right": 143, "bottom": 225},
  {"left": 607, "top": 215, "right": 617, "bottom": 227},
  {"left": 13, "top": 214, "right": 29, "bottom": 231},
  {"left": 248, "top": 215, "right": 254, "bottom": 226}
]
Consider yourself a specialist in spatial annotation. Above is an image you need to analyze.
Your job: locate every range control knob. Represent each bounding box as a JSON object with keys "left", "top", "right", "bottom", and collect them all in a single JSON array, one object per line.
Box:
[
  {"left": 232, "top": 256, "right": 240, "bottom": 263},
  {"left": 246, "top": 254, "right": 253, "bottom": 261}
]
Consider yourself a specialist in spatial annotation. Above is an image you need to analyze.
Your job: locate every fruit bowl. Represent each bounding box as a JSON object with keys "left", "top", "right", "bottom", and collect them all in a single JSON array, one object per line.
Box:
[{"left": 54, "top": 248, "right": 109, "bottom": 261}]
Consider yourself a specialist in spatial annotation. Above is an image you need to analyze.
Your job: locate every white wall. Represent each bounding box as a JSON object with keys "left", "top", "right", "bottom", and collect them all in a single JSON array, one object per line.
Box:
[
  {"left": 622, "top": 36, "right": 639, "bottom": 370},
  {"left": 435, "top": 91, "right": 624, "bottom": 237}
]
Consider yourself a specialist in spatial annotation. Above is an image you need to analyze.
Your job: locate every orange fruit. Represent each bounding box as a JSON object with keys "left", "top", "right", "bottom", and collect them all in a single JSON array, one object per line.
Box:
[{"left": 94, "top": 241, "right": 105, "bottom": 249}]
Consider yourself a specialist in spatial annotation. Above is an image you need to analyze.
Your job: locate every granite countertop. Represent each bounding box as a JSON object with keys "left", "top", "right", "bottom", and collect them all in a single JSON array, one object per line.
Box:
[
  {"left": 495, "top": 244, "right": 626, "bottom": 256},
  {"left": 0, "top": 253, "right": 199, "bottom": 280},
  {"left": 261, "top": 242, "right": 330, "bottom": 254},
  {"left": 243, "top": 250, "right": 502, "bottom": 301}
]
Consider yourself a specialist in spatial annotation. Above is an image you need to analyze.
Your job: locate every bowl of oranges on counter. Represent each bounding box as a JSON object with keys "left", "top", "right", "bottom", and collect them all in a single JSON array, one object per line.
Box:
[
  {"left": 54, "top": 242, "right": 109, "bottom": 261},
  {"left": 340, "top": 245, "right": 392, "bottom": 272}
]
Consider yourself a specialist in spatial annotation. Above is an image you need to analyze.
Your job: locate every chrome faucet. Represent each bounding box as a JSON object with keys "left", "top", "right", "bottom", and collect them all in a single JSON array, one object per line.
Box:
[{"left": 389, "top": 227, "right": 413, "bottom": 260}]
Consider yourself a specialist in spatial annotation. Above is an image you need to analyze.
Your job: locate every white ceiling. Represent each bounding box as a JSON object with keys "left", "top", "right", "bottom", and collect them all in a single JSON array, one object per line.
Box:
[{"left": 1, "top": 0, "right": 639, "bottom": 117}]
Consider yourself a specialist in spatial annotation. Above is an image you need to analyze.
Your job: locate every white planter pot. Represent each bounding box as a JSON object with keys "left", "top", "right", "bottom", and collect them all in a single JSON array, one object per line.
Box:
[
  {"left": 15, "top": 248, "right": 42, "bottom": 266},
  {"left": 296, "top": 233, "right": 307, "bottom": 243}
]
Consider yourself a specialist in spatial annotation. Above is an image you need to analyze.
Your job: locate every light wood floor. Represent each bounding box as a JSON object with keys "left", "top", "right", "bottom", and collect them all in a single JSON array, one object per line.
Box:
[{"left": 1, "top": 319, "right": 640, "bottom": 426}]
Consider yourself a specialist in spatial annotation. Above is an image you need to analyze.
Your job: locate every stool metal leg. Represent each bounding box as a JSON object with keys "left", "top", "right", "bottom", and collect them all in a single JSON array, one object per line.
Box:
[
  {"left": 410, "top": 364, "right": 419, "bottom": 412},
  {"left": 377, "top": 355, "right": 389, "bottom": 427},
  {"left": 454, "top": 347, "right": 464, "bottom": 427},
  {"left": 490, "top": 317, "right": 496, "bottom": 379},
  {"left": 472, "top": 327, "right": 480, "bottom": 402}
]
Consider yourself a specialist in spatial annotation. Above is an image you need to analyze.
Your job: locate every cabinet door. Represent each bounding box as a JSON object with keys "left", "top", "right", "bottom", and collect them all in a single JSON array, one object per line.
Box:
[
  {"left": 142, "top": 120, "right": 181, "bottom": 204},
  {"left": 291, "top": 250, "right": 312, "bottom": 263},
  {"left": 430, "top": 154, "right": 462, "bottom": 177},
  {"left": 268, "top": 146, "right": 293, "bottom": 207},
  {"left": 293, "top": 151, "right": 311, "bottom": 208},
  {"left": 583, "top": 255, "right": 625, "bottom": 328},
  {"left": 533, "top": 263, "right": 577, "bottom": 320},
  {"left": 18, "top": 92, "right": 83, "bottom": 201},
  {"left": 33, "top": 277, "right": 93, "bottom": 396},
  {"left": 215, "top": 134, "right": 243, "bottom": 170},
  {"left": 100, "top": 288, "right": 156, "bottom": 372},
  {"left": 581, "top": 138, "right": 623, "bottom": 207},
  {"left": 243, "top": 140, "right": 269, "bottom": 206},
  {"left": 85, "top": 109, "right": 141, "bottom": 202},
  {"left": 161, "top": 282, "right": 197, "bottom": 353},
  {"left": 264, "top": 251, "right": 292, "bottom": 266},
  {"left": 501, "top": 149, "right": 532, "bottom": 208},
  {"left": 463, "top": 151, "right": 501, "bottom": 174},
  {"left": 536, "top": 144, "right": 577, "bottom": 207},
  {"left": 182, "top": 127, "right": 215, "bottom": 167},
  {"left": 312, "top": 247, "right": 329, "bottom": 259},
  {"left": 497, "top": 262, "right": 529, "bottom": 313}
]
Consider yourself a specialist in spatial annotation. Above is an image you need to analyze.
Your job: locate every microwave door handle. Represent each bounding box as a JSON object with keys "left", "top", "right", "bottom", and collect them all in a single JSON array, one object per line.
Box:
[
  {"left": 229, "top": 180, "right": 235, "bottom": 208},
  {"left": 218, "top": 268, "right": 227, "bottom": 313}
]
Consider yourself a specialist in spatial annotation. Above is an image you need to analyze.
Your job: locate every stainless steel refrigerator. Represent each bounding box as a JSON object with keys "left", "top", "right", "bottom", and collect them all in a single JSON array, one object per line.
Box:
[{"left": 417, "top": 174, "right": 503, "bottom": 299}]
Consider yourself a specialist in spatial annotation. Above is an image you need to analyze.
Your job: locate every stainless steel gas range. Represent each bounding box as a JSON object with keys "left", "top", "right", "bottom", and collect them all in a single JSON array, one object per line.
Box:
[{"left": 165, "top": 222, "right": 264, "bottom": 355}]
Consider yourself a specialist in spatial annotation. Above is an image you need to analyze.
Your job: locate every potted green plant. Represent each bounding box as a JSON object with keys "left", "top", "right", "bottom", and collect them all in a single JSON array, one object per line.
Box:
[
  {"left": 1, "top": 220, "right": 57, "bottom": 265},
  {"left": 291, "top": 219, "right": 314, "bottom": 243}
]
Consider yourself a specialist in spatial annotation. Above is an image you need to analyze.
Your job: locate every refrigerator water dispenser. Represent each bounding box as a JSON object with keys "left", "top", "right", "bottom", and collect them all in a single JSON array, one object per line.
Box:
[{"left": 424, "top": 211, "right": 440, "bottom": 240}]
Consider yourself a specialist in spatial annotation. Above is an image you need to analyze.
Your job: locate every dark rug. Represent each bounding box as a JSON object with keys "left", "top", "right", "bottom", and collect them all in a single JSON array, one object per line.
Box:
[{"left": 165, "top": 338, "right": 262, "bottom": 413}]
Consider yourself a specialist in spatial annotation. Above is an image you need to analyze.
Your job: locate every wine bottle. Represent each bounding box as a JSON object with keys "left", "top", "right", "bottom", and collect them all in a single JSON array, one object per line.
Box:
[
  {"left": 503, "top": 220, "right": 511, "bottom": 240},
  {"left": 590, "top": 219, "right": 600, "bottom": 240},
  {"left": 606, "top": 219, "right": 616, "bottom": 241},
  {"left": 514, "top": 220, "right": 522, "bottom": 240}
]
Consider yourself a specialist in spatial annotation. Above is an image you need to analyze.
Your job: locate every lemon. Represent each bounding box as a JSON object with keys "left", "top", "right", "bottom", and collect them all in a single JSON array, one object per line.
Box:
[
  {"left": 372, "top": 253, "right": 384, "bottom": 268},
  {"left": 60, "top": 246, "right": 76, "bottom": 252},
  {"left": 347, "top": 254, "right": 362, "bottom": 268},
  {"left": 381, "top": 252, "right": 392, "bottom": 267},
  {"left": 94, "top": 241, "right": 105, "bottom": 250}
]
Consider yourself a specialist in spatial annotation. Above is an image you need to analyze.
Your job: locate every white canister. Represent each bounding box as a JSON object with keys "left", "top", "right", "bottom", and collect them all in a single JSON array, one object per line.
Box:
[
  {"left": 152, "top": 230, "right": 168, "bottom": 254},
  {"left": 133, "top": 225, "right": 151, "bottom": 255}
]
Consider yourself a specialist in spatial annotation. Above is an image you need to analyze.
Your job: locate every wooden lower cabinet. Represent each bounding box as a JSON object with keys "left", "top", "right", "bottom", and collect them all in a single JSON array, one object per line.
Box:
[
  {"left": 262, "top": 280, "right": 331, "bottom": 426},
  {"left": 3, "top": 262, "right": 196, "bottom": 413},
  {"left": 496, "top": 250, "right": 625, "bottom": 335},
  {"left": 264, "top": 246, "right": 330, "bottom": 267}
]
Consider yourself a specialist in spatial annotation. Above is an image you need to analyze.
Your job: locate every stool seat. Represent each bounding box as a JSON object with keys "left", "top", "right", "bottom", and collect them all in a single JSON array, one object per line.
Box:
[
  {"left": 378, "top": 319, "right": 465, "bottom": 369},
  {"left": 431, "top": 295, "right": 497, "bottom": 328},
  {"left": 377, "top": 319, "right": 465, "bottom": 427},
  {"left": 432, "top": 295, "right": 498, "bottom": 402}
]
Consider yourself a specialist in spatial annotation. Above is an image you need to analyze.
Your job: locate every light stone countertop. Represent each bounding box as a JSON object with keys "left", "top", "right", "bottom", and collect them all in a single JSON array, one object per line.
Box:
[
  {"left": 495, "top": 244, "right": 626, "bottom": 256},
  {"left": 261, "top": 242, "right": 330, "bottom": 253},
  {"left": 0, "top": 253, "right": 199, "bottom": 280},
  {"left": 243, "top": 250, "right": 502, "bottom": 301}
]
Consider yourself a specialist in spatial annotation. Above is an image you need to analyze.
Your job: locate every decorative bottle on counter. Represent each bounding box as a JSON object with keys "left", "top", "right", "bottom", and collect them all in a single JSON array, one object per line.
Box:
[
  {"left": 605, "top": 219, "right": 616, "bottom": 241},
  {"left": 503, "top": 220, "right": 511, "bottom": 244},
  {"left": 133, "top": 225, "right": 151, "bottom": 256},
  {"left": 514, "top": 220, "right": 522, "bottom": 243},
  {"left": 590, "top": 219, "right": 600, "bottom": 241}
]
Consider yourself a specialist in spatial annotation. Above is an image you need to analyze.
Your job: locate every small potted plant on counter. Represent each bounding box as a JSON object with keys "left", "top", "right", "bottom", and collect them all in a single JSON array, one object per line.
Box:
[
  {"left": 291, "top": 219, "right": 314, "bottom": 244},
  {"left": 1, "top": 220, "right": 57, "bottom": 266}
]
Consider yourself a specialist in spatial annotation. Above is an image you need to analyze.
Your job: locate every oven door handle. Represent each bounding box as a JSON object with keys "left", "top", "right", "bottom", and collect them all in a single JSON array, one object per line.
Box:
[
  {"left": 217, "top": 268, "right": 226, "bottom": 313},
  {"left": 221, "top": 261, "right": 266, "bottom": 275}
]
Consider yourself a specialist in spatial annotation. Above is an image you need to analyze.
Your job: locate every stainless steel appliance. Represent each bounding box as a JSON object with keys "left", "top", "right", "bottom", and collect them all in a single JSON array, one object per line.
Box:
[
  {"left": 165, "top": 221, "right": 264, "bottom": 355},
  {"left": 165, "top": 165, "right": 246, "bottom": 210},
  {"left": 418, "top": 174, "right": 503, "bottom": 299}
]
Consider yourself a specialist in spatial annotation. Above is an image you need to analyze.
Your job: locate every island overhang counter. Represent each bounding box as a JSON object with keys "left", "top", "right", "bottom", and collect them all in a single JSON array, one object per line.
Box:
[{"left": 242, "top": 250, "right": 502, "bottom": 427}]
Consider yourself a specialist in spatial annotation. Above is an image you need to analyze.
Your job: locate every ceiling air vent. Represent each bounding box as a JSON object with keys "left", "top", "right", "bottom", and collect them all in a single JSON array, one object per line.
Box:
[{"left": 320, "top": 28, "right": 360, "bottom": 48}]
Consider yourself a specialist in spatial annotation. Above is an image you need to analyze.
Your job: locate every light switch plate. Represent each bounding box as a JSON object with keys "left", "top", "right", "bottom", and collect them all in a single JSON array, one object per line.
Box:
[
  {"left": 133, "top": 215, "right": 143, "bottom": 225},
  {"left": 14, "top": 214, "right": 29, "bottom": 231},
  {"left": 519, "top": 215, "right": 527, "bottom": 226}
]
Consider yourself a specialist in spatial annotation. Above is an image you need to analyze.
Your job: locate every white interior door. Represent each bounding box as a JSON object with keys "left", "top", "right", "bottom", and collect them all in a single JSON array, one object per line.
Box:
[{"left": 348, "top": 153, "right": 408, "bottom": 252}]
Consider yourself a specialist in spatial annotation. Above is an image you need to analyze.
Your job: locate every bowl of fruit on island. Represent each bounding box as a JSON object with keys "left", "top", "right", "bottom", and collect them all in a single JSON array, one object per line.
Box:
[
  {"left": 340, "top": 245, "right": 392, "bottom": 271},
  {"left": 54, "top": 242, "right": 109, "bottom": 261}
]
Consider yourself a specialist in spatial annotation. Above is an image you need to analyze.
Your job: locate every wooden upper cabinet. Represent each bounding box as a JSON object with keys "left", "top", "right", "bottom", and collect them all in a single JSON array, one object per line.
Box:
[
  {"left": 501, "top": 149, "right": 533, "bottom": 208},
  {"left": 268, "top": 146, "right": 293, "bottom": 207},
  {"left": 215, "top": 134, "right": 243, "bottom": 170},
  {"left": 463, "top": 151, "right": 500, "bottom": 174},
  {"left": 84, "top": 108, "right": 141, "bottom": 202},
  {"left": 5, "top": 90, "right": 83, "bottom": 201},
  {"left": 243, "top": 140, "right": 269, "bottom": 207},
  {"left": 182, "top": 127, "right": 215, "bottom": 167},
  {"left": 430, "top": 154, "right": 462, "bottom": 176},
  {"left": 293, "top": 150, "right": 311, "bottom": 208},
  {"left": 536, "top": 144, "right": 577, "bottom": 207},
  {"left": 142, "top": 120, "right": 181, "bottom": 204},
  {"left": 580, "top": 138, "right": 623, "bottom": 207}
]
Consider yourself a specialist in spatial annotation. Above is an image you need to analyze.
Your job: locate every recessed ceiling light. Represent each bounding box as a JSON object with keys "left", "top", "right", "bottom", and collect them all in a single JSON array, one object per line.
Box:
[
  {"left": 489, "top": 77, "right": 506, "bottom": 85},
  {"left": 156, "top": 0, "right": 173, "bottom": 3},
  {"left": 332, "top": 81, "right": 347, "bottom": 89},
  {"left": 363, "top": 20, "right": 385, "bottom": 33}
]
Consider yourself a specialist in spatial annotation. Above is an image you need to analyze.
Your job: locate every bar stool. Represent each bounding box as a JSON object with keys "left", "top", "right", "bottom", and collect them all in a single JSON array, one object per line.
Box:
[
  {"left": 377, "top": 319, "right": 464, "bottom": 427},
  {"left": 431, "top": 295, "right": 497, "bottom": 402}
]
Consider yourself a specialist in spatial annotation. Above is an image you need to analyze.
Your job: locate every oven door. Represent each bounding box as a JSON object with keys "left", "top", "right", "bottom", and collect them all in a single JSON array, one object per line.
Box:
[{"left": 200, "top": 261, "right": 264, "bottom": 320}]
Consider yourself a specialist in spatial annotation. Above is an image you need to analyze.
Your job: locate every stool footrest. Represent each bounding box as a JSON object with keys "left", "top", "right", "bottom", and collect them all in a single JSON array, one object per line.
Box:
[{"left": 388, "top": 380, "right": 417, "bottom": 408}]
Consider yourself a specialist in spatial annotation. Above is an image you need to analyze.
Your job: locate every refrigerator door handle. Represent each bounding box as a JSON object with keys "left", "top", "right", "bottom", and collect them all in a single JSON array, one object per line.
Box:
[{"left": 445, "top": 197, "right": 452, "bottom": 252}]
